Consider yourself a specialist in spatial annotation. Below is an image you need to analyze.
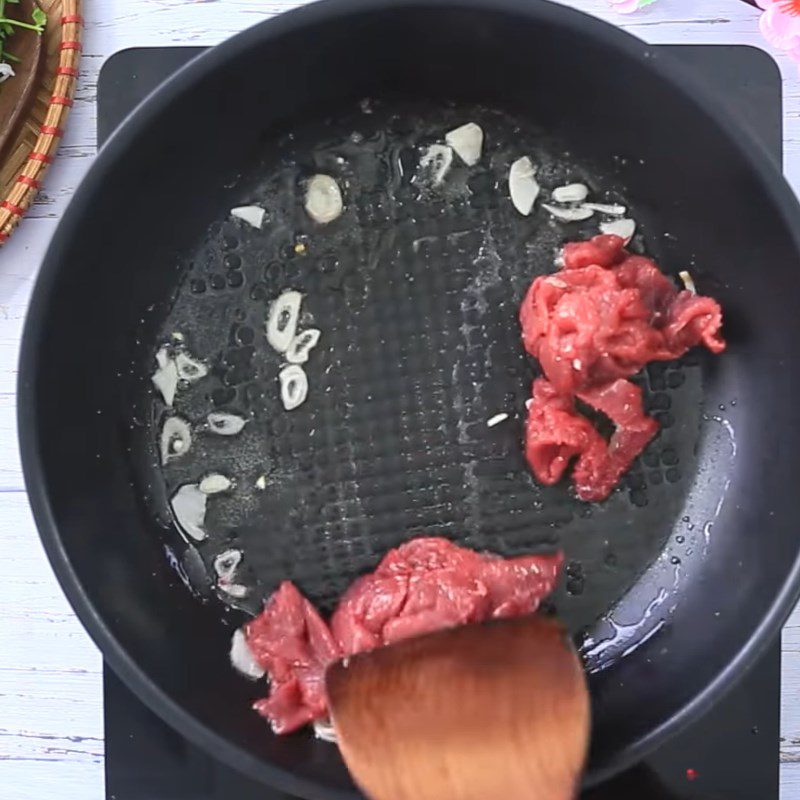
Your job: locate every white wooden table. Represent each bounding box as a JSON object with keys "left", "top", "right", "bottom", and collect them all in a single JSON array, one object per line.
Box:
[{"left": 0, "top": 1, "right": 799, "bottom": 798}]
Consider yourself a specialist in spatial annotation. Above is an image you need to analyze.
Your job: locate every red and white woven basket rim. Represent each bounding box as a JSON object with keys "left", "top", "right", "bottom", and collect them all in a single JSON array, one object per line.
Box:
[{"left": 0, "top": 1, "right": 82, "bottom": 244}]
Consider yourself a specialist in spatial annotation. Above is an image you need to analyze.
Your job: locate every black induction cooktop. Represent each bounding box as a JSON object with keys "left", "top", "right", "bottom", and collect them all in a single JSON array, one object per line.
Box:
[{"left": 98, "top": 45, "right": 784, "bottom": 800}]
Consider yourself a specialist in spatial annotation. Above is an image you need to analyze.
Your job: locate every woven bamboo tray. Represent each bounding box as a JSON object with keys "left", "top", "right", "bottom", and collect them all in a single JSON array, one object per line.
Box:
[{"left": 0, "top": 0, "right": 81, "bottom": 244}]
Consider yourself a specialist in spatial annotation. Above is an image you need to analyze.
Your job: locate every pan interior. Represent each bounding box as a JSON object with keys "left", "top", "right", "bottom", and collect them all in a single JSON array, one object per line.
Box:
[
  {"left": 25, "top": 3, "right": 800, "bottom": 792},
  {"left": 139, "top": 99, "right": 717, "bottom": 670}
]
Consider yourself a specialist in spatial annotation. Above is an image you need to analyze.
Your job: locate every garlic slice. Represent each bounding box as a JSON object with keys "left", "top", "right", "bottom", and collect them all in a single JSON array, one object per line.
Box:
[
  {"left": 305, "top": 174, "right": 343, "bottom": 224},
  {"left": 175, "top": 351, "right": 209, "bottom": 383},
  {"left": 207, "top": 412, "right": 248, "bottom": 436},
  {"left": 313, "top": 718, "right": 338, "bottom": 743},
  {"left": 279, "top": 364, "right": 308, "bottom": 411},
  {"left": 170, "top": 484, "right": 207, "bottom": 542},
  {"left": 286, "top": 329, "right": 321, "bottom": 365},
  {"left": 583, "top": 202, "right": 627, "bottom": 216},
  {"left": 599, "top": 218, "right": 636, "bottom": 242},
  {"left": 551, "top": 183, "right": 589, "bottom": 204},
  {"left": 230, "top": 629, "right": 265, "bottom": 680},
  {"left": 160, "top": 416, "right": 192, "bottom": 465},
  {"left": 152, "top": 347, "right": 179, "bottom": 406},
  {"left": 214, "top": 549, "right": 242, "bottom": 581},
  {"left": 230, "top": 205, "right": 266, "bottom": 229},
  {"left": 445, "top": 122, "right": 483, "bottom": 167},
  {"left": 509, "top": 157, "right": 540, "bottom": 216},
  {"left": 199, "top": 474, "right": 233, "bottom": 494},
  {"left": 419, "top": 144, "right": 453, "bottom": 186},
  {"left": 266, "top": 290, "right": 303, "bottom": 354},
  {"left": 220, "top": 583, "right": 249, "bottom": 599},
  {"left": 679, "top": 270, "right": 697, "bottom": 294},
  {"left": 542, "top": 203, "right": 594, "bottom": 222}
]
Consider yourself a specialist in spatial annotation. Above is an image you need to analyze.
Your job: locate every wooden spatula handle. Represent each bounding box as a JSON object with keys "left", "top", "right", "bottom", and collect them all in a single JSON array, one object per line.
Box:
[{"left": 327, "top": 615, "right": 590, "bottom": 800}]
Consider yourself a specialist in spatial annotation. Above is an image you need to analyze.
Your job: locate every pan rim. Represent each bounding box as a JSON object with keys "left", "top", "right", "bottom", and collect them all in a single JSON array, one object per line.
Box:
[{"left": 18, "top": 0, "right": 800, "bottom": 795}]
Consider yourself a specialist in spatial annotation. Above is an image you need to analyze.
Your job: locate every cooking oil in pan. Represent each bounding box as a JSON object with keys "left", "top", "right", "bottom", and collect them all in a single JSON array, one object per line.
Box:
[{"left": 139, "top": 99, "right": 718, "bottom": 666}]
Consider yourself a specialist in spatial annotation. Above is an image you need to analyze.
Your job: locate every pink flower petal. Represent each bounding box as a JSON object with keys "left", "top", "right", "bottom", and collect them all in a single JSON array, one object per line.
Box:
[
  {"left": 764, "top": 5, "right": 800, "bottom": 41},
  {"left": 759, "top": 3, "right": 800, "bottom": 62},
  {"left": 608, "top": 0, "right": 645, "bottom": 12}
]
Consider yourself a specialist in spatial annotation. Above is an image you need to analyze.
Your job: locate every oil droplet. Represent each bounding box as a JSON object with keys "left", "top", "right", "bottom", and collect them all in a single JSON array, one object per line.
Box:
[
  {"left": 565, "top": 560, "right": 584, "bottom": 578},
  {"left": 566, "top": 576, "right": 585, "bottom": 596}
]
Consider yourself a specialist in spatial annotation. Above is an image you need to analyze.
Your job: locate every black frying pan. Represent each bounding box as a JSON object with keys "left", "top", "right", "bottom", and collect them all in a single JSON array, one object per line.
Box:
[{"left": 17, "top": 1, "right": 800, "bottom": 798}]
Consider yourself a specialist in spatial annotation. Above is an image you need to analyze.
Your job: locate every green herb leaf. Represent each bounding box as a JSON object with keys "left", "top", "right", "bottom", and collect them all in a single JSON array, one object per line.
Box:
[
  {"left": 3, "top": 17, "right": 45, "bottom": 32},
  {"left": 0, "top": 1, "right": 48, "bottom": 91},
  {"left": 31, "top": 6, "right": 46, "bottom": 28}
]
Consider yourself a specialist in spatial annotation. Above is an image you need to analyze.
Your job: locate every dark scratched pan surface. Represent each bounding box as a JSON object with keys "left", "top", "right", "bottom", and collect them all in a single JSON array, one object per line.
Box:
[{"left": 145, "top": 101, "right": 727, "bottom": 668}]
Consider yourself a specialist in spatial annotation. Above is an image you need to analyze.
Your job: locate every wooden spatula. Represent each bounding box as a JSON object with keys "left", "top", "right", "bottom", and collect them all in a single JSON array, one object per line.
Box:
[{"left": 326, "top": 614, "right": 590, "bottom": 800}]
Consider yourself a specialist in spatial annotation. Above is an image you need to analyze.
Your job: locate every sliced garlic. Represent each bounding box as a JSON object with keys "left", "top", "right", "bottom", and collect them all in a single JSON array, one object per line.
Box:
[
  {"left": 255, "top": 474, "right": 269, "bottom": 491},
  {"left": 313, "top": 718, "right": 338, "bottom": 743},
  {"left": 509, "top": 157, "right": 540, "bottom": 216},
  {"left": 160, "top": 416, "right": 192, "bottom": 465},
  {"left": 152, "top": 347, "right": 179, "bottom": 406},
  {"left": 230, "top": 629, "right": 265, "bottom": 680},
  {"left": 419, "top": 144, "right": 453, "bottom": 186},
  {"left": 266, "top": 290, "right": 303, "bottom": 353},
  {"left": 600, "top": 218, "right": 636, "bottom": 242},
  {"left": 551, "top": 183, "right": 589, "bottom": 204},
  {"left": 286, "top": 329, "right": 321, "bottom": 364},
  {"left": 230, "top": 205, "right": 266, "bottom": 229},
  {"left": 679, "top": 270, "right": 697, "bottom": 294},
  {"left": 214, "top": 549, "right": 242, "bottom": 581},
  {"left": 207, "top": 412, "right": 248, "bottom": 436},
  {"left": 542, "top": 203, "right": 594, "bottom": 222},
  {"left": 170, "top": 484, "right": 207, "bottom": 542},
  {"left": 175, "top": 351, "right": 209, "bottom": 383},
  {"left": 220, "top": 583, "right": 249, "bottom": 599},
  {"left": 305, "top": 174, "right": 343, "bottom": 224},
  {"left": 279, "top": 364, "right": 308, "bottom": 411},
  {"left": 199, "top": 473, "right": 233, "bottom": 494},
  {"left": 445, "top": 122, "right": 483, "bottom": 167},
  {"left": 583, "top": 202, "right": 627, "bottom": 216}
]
